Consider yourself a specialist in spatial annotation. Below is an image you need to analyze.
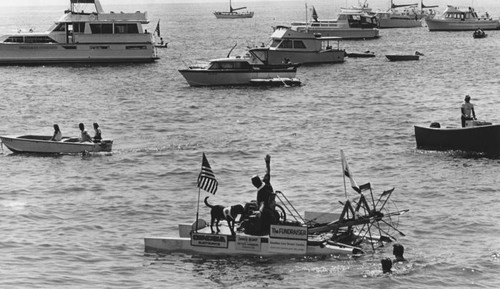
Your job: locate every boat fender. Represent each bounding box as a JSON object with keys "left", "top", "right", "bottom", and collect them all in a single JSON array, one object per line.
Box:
[{"left": 430, "top": 122, "right": 440, "bottom": 128}]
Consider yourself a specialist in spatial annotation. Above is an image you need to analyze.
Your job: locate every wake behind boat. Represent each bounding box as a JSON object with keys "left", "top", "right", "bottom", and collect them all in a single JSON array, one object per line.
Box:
[
  {"left": 0, "top": 0, "right": 158, "bottom": 65},
  {"left": 0, "top": 135, "right": 113, "bottom": 154}
]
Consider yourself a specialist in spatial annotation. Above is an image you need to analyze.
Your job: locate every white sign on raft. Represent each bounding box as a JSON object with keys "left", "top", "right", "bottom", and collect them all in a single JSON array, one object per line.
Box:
[
  {"left": 268, "top": 225, "right": 308, "bottom": 254},
  {"left": 235, "top": 235, "right": 261, "bottom": 252},
  {"left": 191, "top": 233, "right": 228, "bottom": 248}
]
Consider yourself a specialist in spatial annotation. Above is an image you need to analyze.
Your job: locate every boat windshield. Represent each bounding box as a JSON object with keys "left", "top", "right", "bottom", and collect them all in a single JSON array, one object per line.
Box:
[{"left": 208, "top": 61, "right": 252, "bottom": 70}]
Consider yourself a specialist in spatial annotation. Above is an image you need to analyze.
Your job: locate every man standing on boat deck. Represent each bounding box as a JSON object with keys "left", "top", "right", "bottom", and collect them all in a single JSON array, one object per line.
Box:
[
  {"left": 251, "top": 154, "right": 278, "bottom": 235},
  {"left": 461, "top": 95, "right": 476, "bottom": 127}
]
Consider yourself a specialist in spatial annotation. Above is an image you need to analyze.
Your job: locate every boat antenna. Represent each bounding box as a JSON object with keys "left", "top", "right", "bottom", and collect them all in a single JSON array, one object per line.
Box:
[{"left": 226, "top": 42, "right": 238, "bottom": 58}]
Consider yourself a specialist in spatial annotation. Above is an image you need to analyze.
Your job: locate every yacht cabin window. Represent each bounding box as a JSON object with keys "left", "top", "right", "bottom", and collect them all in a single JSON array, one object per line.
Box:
[
  {"left": 293, "top": 40, "right": 306, "bottom": 49},
  {"left": 278, "top": 40, "right": 292, "bottom": 48},
  {"left": 54, "top": 23, "right": 66, "bottom": 32},
  {"left": 73, "top": 22, "right": 85, "bottom": 33},
  {"left": 90, "top": 24, "right": 113, "bottom": 34},
  {"left": 115, "top": 24, "right": 139, "bottom": 34}
]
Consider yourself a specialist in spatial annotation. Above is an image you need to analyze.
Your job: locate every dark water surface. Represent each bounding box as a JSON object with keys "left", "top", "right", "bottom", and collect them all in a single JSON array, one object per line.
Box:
[{"left": 1, "top": 1, "right": 499, "bottom": 288}]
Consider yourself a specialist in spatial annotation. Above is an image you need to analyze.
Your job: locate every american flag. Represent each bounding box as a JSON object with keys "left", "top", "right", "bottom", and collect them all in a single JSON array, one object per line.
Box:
[{"left": 197, "top": 153, "right": 218, "bottom": 194}]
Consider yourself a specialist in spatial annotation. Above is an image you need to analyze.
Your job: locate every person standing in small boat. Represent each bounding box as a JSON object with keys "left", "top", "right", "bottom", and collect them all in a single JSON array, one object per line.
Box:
[
  {"left": 50, "top": 124, "right": 62, "bottom": 141},
  {"left": 461, "top": 95, "right": 476, "bottom": 127},
  {"left": 79, "top": 123, "right": 93, "bottom": 143},
  {"left": 93, "top": 122, "right": 102, "bottom": 143}
]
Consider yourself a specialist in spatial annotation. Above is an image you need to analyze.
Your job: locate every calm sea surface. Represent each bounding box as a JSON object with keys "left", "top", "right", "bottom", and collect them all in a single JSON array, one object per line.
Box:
[{"left": 0, "top": 1, "right": 499, "bottom": 288}]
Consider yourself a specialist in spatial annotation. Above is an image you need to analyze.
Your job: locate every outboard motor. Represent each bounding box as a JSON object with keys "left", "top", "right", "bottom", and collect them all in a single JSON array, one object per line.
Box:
[{"left": 430, "top": 122, "right": 440, "bottom": 128}]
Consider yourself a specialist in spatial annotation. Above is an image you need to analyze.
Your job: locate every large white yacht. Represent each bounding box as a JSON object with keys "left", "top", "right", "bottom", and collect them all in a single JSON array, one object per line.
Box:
[
  {"left": 0, "top": 0, "right": 158, "bottom": 64},
  {"left": 290, "top": 7, "right": 379, "bottom": 39},
  {"left": 249, "top": 26, "right": 345, "bottom": 65},
  {"left": 426, "top": 5, "right": 499, "bottom": 31}
]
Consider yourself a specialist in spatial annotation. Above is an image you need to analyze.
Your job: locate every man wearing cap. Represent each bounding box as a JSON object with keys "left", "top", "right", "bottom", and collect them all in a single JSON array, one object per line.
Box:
[{"left": 461, "top": 95, "right": 476, "bottom": 127}]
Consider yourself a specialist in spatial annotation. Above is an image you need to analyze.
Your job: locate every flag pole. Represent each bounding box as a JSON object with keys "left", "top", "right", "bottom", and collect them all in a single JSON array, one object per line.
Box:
[
  {"left": 340, "top": 150, "right": 347, "bottom": 199},
  {"left": 195, "top": 187, "right": 201, "bottom": 232}
]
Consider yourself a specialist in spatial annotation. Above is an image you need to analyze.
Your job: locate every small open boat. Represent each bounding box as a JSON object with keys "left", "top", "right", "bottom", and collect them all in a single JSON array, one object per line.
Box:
[
  {"left": 0, "top": 135, "right": 113, "bottom": 154},
  {"left": 473, "top": 29, "right": 487, "bottom": 38},
  {"left": 249, "top": 77, "right": 302, "bottom": 87},
  {"left": 345, "top": 51, "right": 375, "bottom": 58},
  {"left": 414, "top": 121, "right": 500, "bottom": 153},
  {"left": 386, "top": 51, "right": 423, "bottom": 61}
]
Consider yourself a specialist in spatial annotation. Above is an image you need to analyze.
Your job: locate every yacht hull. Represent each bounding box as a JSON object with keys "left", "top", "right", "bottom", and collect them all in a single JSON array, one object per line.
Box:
[
  {"left": 294, "top": 27, "right": 379, "bottom": 39},
  {"left": 0, "top": 43, "right": 157, "bottom": 64},
  {"left": 179, "top": 69, "right": 296, "bottom": 86},
  {"left": 426, "top": 19, "right": 500, "bottom": 31}
]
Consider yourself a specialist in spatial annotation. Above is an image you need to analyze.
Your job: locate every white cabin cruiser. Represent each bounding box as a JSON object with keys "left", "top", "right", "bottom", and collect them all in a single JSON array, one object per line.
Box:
[
  {"left": 178, "top": 50, "right": 299, "bottom": 87},
  {"left": 426, "top": 5, "right": 499, "bottom": 31},
  {"left": 0, "top": 0, "right": 158, "bottom": 64},
  {"left": 290, "top": 9, "right": 379, "bottom": 39},
  {"left": 249, "top": 26, "right": 345, "bottom": 65}
]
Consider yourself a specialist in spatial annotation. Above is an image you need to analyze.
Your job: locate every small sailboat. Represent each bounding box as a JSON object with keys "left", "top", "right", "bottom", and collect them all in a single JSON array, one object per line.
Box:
[
  {"left": 153, "top": 20, "right": 168, "bottom": 48},
  {"left": 214, "top": 0, "right": 254, "bottom": 19}
]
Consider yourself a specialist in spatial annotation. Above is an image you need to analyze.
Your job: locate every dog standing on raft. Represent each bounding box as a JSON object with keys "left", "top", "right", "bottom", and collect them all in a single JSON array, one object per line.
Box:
[{"left": 204, "top": 197, "right": 245, "bottom": 235}]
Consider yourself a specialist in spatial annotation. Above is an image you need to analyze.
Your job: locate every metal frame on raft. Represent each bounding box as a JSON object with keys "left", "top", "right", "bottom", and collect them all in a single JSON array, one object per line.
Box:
[{"left": 275, "top": 182, "right": 409, "bottom": 253}]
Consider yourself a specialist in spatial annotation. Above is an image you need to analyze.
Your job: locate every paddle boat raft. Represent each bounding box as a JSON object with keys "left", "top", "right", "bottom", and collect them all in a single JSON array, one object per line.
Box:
[
  {"left": 415, "top": 120, "right": 500, "bottom": 154},
  {"left": 0, "top": 135, "right": 113, "bottom": 154},
  {"left": 145, "top": 185, "right": 406, "bottom": 257}
]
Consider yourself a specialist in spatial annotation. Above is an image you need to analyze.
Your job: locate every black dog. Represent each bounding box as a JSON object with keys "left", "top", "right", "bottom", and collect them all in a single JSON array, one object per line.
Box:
[{"left": 204, "top": 197, "right": 245, "bottom": 235}]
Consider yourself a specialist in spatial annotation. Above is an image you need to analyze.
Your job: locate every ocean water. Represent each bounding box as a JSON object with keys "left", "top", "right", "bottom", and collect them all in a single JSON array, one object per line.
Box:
[{"left": 1, "top": 1, "right": 500, "bottom": 288}]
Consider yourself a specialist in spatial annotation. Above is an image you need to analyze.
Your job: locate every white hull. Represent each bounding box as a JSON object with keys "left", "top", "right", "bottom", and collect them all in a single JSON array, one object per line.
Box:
[
  {"left": 0, "top": 43, "right": 157, "bottom": 64},
  {"left": 266, "top": 50, "right": 344, "bottom": 64},
  {"left": 379, "top": 18, "right": 422, "bottom": 28},
  {"left": 294, "top": 26, "right": 379, "bottom": 39},
  {"left": 179, "top": 69, "right": 296, "bottom": 86},
  {"left": 0, "top": 0, "right": 158, "bottom": 64},
  {"left": 0, "top": 135, "right": 113, "bottom": 154},
  {"left": 214, "top": 12, "right": 254, "bottom": 19},
  {"left": 145, "top": 223, "right": 360, "bottom": 257},
  {"left": 426, "top": 19, "right": 500, "bottom": 31}
]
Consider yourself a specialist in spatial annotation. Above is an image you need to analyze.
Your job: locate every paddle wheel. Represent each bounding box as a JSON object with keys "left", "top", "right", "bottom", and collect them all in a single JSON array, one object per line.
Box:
[{"left": 275, "top": 182, "right": 408, "bottom": 253}]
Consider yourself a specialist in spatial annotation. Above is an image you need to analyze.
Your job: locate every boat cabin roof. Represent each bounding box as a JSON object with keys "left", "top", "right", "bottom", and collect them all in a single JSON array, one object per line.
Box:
[{"left": 271, "top": 26, "right": 342, "bottom": 41}]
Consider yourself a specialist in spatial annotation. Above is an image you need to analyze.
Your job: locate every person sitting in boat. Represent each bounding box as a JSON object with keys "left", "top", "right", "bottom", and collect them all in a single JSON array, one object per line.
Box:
[
  {"left": 249, "top": 154, "right": 279, "bottom": 235},
  {"left": 93, "top": 122, "right": 102, "bottom": 143},
  {"left": 461, "top": 95, "right": 476, "bottom": 127},
  {"left": 50, "top": 124, "right": 62, "bottom": 141},
  {"left": 79, "top": 123, "right": 93, "bottom": 143}
]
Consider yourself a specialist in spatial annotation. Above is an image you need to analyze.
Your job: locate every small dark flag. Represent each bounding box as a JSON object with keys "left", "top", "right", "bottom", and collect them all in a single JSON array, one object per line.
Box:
[
  {"left": 154, "top": 20, "right": 161, "bottom": 37},
  {"left": 312, "top": 6, "right": 318, "bottom": 22},
  {"left": 197, "top": 153, "right": 218, "bottom": 194}
]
